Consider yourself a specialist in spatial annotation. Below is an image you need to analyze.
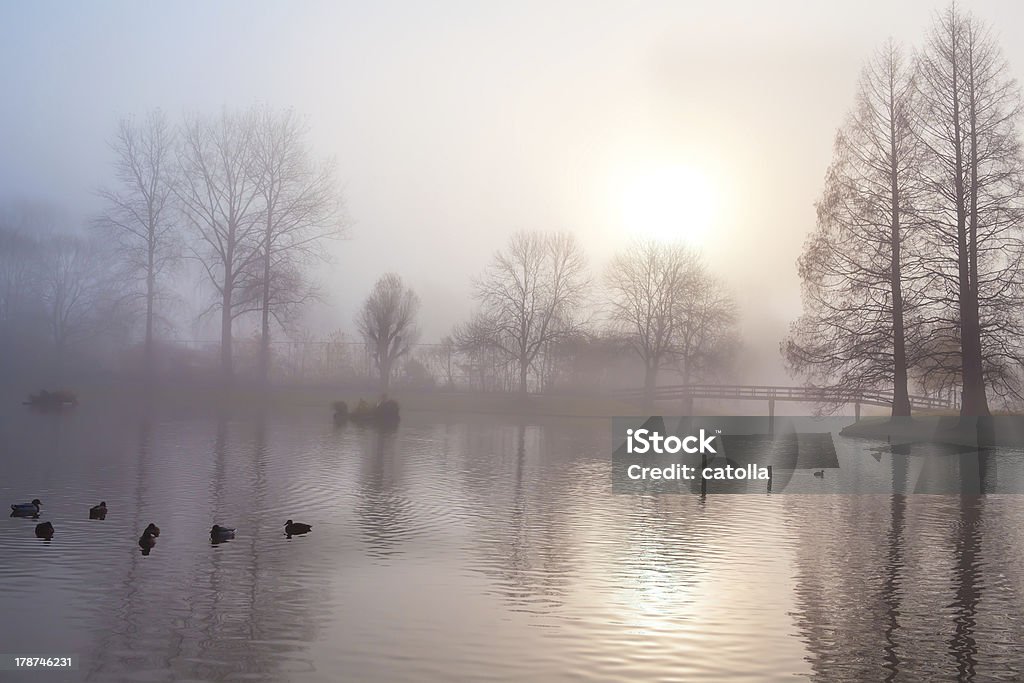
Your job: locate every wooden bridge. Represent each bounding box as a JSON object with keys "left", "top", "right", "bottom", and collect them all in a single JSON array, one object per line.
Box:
[{"left": 613, "top": 384, "right": 956, "bottom": 419}]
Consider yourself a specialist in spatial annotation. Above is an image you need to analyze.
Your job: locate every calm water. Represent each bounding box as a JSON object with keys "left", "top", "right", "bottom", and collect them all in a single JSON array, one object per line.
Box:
[{"left": 2, "top": 404, "right": 1024, "bottom": 681}]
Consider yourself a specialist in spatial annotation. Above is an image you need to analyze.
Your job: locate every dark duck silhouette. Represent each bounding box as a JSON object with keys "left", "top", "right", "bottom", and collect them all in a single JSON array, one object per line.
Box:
[
  {"left": 813, "top": 469, "right": 825, "bottom": 478},
  {"left": 89, "top": 501, "right": 107, "bottom": 520},
  {"left": 11, "top": 499, "right": 41, "bottom": 517},
  {"left": 285, "top": 520, "right": 312, "bottom": 537},
  {"left": 35, "top": 521, "right": 54, "bottom": 539},
  {"left": 210, "top": 525, "right": 236, "bottom": 543},
  {"left": 138, "top": 523, "right": 160, "bottom": 555}
]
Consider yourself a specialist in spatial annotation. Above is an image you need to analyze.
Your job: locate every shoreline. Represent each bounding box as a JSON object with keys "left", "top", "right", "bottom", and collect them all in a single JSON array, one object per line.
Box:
[
  {"left": 840, "top": 415, "right": 1024, "bottom": 448},
  {"left": 12, "top": 382, "right": 649, "bottom": 420}
]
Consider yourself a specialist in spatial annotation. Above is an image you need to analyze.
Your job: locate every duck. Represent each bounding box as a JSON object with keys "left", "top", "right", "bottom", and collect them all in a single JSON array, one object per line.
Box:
[
  {"left": 813, "top": 469, "right": 825, "bottom": 478},
  {"left": 284, "top": 520, "right": 312, "bottom": 537},
  {"left": 138, "top": 524, "right": 160, "bottom": 554},
  {"left": 89, "top": 501, "right": 107, "bottom": 520},
  {"left": 210, "top": 525, "right": 236, "bottom": 542},
  {"left": 10, "top": 499, "right": 41, "bottom": 517},
  {"left": 35, "top": 521, "right": 54, "bottom": 539}
]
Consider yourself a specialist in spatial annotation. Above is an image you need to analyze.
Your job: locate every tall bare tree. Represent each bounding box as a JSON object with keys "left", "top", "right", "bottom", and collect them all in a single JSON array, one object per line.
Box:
[
  {"left": 96, "top": 110, "right": 177, "bottom": 374},
  {"left": 914, "top": 5, "right": 1024, "bottom": 415},
  {"left": 784, "top": 41, "right": 923, "bottom": 416},
  {"left": 357, "top": 273, "right": 421, "bottom": 392},
  {"left": 249, "top": 106, "right": 345, "bottom": 384},
  {"left": 605, "top": 240, "right": 700, "bottom": 404},
  {"left": 676, "top": 269, "right": 739, "bottom": 387},
  {"left": 467, "top": 231, "right": 589, "bottom": 395},
  {"left": 175, "top": 110, "right": 264, "bottom": 381}
]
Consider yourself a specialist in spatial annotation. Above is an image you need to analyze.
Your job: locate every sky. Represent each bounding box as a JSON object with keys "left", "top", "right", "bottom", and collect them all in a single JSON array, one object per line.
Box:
[{"left": 2, "top": 0, "right": 1021, "bottom": 382}]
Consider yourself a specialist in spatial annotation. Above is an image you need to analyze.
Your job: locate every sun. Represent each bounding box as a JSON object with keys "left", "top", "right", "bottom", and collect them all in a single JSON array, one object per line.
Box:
[{"left": 619, "top": 164, "right": 717, "bottom": 245}]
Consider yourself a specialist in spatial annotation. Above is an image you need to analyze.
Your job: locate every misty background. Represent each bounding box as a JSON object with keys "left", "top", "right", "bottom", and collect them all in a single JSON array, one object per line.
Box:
[{"left": 2, "top": 0, "right": 1021, "bottom": 383}]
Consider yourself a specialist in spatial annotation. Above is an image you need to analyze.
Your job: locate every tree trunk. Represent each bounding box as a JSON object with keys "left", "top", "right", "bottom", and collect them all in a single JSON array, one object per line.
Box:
[
  {"left": 380, "top": 350, "right": 392, "bottom": 393},
  {"left": 643, "top": 360, "right": 658, "bottom": 409},
  {"left": 221, "top": 272, "right": 233, "bottom": 383},
  {"left": 888, "top": 76, "right": 911, "bottom": 418},
  {"left": 960, "top": 302, "right": 989, "bottom": 416},
  {"left": 144, "top": 241, "right": 155, "bottom": 383},
  {"left": 258, "top": 218, "right": 272, "bottom": 387},
  {"left": 519, "top": 356, "right": 529, "bottom": 395},
  {"left": 680, "top": 363, "right": 694, "bottom": 415},
  {"left": 963, "top": 55, "right": 990, "bottom": 418},
  {"left": 947, "top": 32, "right": 988, "bottom": 418}
]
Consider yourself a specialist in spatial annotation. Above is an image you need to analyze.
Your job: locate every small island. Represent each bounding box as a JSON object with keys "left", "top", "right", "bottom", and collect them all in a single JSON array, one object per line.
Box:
[
  {"left": 333, "top": 397, "right": 400, "bottom": 427},
  {"left": 23, "top": 390, "right": 78, "bottom": 411}
]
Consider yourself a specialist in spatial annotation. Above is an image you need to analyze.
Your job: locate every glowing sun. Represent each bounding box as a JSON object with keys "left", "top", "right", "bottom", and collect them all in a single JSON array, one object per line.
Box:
[{"left": 619, "top": 164, "right": 717, "bottom": 244}]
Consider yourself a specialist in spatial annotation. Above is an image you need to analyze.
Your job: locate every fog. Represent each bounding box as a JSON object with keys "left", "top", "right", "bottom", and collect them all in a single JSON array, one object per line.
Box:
[{"left": 3, "top": 0, "right": 1023, "bottom": 391}]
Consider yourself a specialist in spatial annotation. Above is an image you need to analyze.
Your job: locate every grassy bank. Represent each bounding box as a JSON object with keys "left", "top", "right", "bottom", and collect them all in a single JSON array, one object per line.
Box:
[{"left": 840, "top": 414, "right": 1024, "bottom": 448}]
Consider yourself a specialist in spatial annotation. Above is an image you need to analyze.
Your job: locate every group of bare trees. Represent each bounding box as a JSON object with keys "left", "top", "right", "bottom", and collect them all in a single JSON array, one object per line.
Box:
[
  {"left": 454, "top": 232, "right": 590, "bottom": 395},
  {"left": 785, "top": 5, "right": 1024, "bottom": 417},
  {"left": 0, "top": 106, "right": 345, "bottom": 386},
  {"left": 4, "top": 111, "right": 738, "bottom": 395},
  {"left": 0, "top": 203, "right": 127, "bottom": 380},
  {"left": 606, "top": 240, "right": 737, "bottom": 404},
  {"left": 351, "top": 231, "right": 738, "bottom": 396},
  {"left": 97, "top": 106, "right": 345, "bottom": 383},
  {"left": 351, "top": 231, "right": 734, "bottom": 397}
]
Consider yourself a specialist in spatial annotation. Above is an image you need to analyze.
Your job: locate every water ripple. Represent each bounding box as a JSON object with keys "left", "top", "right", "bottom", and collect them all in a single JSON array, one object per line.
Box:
[{"left": 2, "top": 408, "right": 1024, "bottom": 680}]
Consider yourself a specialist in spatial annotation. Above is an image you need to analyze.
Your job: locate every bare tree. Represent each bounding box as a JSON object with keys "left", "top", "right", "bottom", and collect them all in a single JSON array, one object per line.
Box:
[
  {"left": 0, "top": 227, "right": 44, "bottom": 375},
  {"left": 357, "top": 273, "right": 421, "bottom": 392},
  {"left": 784, "top": 41, "right": 923, "bottom": 416},
  {"left": 676, "top": 269, "right": 739, "bottom": 388},
  {"left": 605, "top": 240, "right": 700, "bottom": 404},
  {"left": 0, "top": 202, "right": 61, "bottom": 333},
  {"left": 468, "top": 231, "right": 589, "bottom": 395},
  {"left": 175, "top": 110, "right": 264, "bottom": 381},
  {"left": 453, "top": 318, "right": 509, "bottom": 391},
  {"left": 434, "top": 334, "right": 457, "bottom": 388},
  {"left": 0, "top": 225, "right": 41, "bottom": 330},
  {"left": 914, "top": 5, "right": 1024, "bottom": 416},
  {"left": 39, "top": 234, "right": 118, "bottom": 366},
  {"left": 249, "top": 106, "right": 346, "bottom": 385},
  {"left": 96, "top": 110, "right": 177, "bottom": 374}
]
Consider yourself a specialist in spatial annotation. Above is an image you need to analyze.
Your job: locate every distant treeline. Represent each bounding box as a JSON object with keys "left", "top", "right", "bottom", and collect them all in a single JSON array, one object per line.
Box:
[{"left": 0, "top": 107, "right": 738, "bottom": 399}]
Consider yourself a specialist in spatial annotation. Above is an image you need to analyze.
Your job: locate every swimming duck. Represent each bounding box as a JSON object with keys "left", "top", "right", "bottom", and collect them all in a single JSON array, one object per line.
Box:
[
  {"left": 285, "top": 520, "right": 312, "bottom": 537},
  {"left": 138, "top": 524, "right": 160, "bottom": 554},
  {"left": 813, "top": 470, "right": 825, "bottom": 478},
  {"left": 89, "top": 501, "right": 107, "bottom": 519},
  {"left": 210, "top": 525, "right": 236, "bottom": 542},
  {"left": 35, "top": 521, "right": 54, "bottom": 539},
  {"left": 10, "top": 499, "right": 41, "bottom": 517}
]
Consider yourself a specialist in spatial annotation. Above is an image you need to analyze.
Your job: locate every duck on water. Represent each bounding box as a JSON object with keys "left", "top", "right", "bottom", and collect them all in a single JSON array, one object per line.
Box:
[
  {"left": 11, "top": 499, "right": 41, "bottom": 517},
  {"left": 285, "top": 520, "right": 312, "bottom": 537},
  {"left": 89, "top": 502, "right": 107, "bottom": 519},
  {"left": 210, "top": 525, "right": 236, "bottom": 543},
  {"left": 35, "top": 521, "right": 54, "bottom": 539},
  {"left": 139, "top": 523, "right": 160, "bottom": 555}
]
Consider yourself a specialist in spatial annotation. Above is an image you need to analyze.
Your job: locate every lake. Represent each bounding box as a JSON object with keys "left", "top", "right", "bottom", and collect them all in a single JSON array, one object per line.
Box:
[{"left": 2, "top": 403, "right": 1024, "bottom": 681}]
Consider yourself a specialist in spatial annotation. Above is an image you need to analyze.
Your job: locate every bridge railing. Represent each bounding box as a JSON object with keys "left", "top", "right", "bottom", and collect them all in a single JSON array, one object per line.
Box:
[{"left": 611, "top": 384, "right": 955, "bottom": 410}]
